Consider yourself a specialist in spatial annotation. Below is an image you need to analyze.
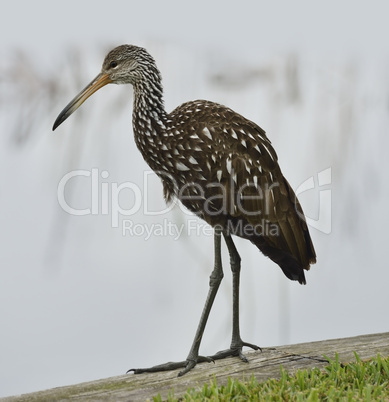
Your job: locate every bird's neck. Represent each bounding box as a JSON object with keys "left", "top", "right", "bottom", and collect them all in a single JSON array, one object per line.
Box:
[
  {"left": 131, "top": 77, "right": 170, "bottom": 175},
  {"left": 132, "top": 78, "right": 168, "bottom": 136}
]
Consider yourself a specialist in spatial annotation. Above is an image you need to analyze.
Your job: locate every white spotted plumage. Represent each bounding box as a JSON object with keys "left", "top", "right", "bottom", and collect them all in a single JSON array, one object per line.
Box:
[{"left": 116, "top": 45, "right": 315, "bottom": 283}]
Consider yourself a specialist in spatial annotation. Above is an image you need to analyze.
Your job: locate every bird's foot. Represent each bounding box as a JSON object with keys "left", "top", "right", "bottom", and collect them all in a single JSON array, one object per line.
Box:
[
  {"left": 208, "top": 341, "right": 261, "bottom": 363},
  {"left": 128, "top": 355, "right": 213, "bottom": 376}
]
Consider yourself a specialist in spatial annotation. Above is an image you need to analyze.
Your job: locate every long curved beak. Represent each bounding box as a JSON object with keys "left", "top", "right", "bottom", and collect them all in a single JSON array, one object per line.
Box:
[{"left": 52, "top": 73, "right": 112, "bottom": 131}]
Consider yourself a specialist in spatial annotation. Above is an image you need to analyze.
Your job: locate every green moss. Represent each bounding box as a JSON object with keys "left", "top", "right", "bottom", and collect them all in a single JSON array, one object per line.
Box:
[{"left": 154, "top": 353, "right": 389, "bottom": 401}]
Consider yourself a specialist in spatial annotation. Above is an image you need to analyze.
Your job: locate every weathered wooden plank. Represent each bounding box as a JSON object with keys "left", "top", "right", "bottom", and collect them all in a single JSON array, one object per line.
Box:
[{"left": 2, "top": 332, "right": 388, "bottom": 402}]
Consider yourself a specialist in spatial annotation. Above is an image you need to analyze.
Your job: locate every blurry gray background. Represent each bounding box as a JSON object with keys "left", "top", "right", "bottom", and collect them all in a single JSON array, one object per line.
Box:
[{"left": 1, "top": 0, "right": 389, "bottom": 397}]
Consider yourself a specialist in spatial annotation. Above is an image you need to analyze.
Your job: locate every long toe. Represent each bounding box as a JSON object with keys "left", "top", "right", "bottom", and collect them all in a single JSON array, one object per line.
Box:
[
  {"left": 178, "top": 360, "right": 196, "bottom": 377},
  {"left": 129, "top": 355, "right": 213, "bottom": 376},
  {"left": 208, "top": 348, "right": 238, "bottom": 361},
  {"left": 209, "top": 341, "right": 262, "bottom": 362},
  {"left": 128, "top": 361, "right": 187, "bottom": 374},
  {"left": 241, "top": 341, "right": 262, "bottom": 351}
]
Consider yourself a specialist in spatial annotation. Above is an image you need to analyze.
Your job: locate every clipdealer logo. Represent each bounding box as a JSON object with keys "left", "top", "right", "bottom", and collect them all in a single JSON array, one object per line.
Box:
[{"left": 57, "top": 167, "right": 331, "bottom": 237}]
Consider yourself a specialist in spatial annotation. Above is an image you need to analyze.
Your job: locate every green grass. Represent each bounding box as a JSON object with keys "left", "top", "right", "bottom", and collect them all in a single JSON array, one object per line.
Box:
[{"left": 153, "top": 353, "right": 389, "bottom": 401}]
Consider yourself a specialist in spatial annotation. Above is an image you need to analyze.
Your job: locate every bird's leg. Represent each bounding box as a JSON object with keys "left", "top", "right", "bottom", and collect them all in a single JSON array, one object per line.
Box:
[
  {"left": 129, "top": 227, "right": 224, "bottom": 376},
  {"left": 176, "top": 225, "right": 224, "bottom": 375},
  {"left": 208, "top": 232, "right": 261, "bottom": 362}
]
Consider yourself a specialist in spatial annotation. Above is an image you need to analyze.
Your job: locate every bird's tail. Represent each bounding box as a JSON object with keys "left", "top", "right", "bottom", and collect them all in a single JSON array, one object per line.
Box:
[{"left": 231, "top": 177, "right": 316, "bottom": 285}]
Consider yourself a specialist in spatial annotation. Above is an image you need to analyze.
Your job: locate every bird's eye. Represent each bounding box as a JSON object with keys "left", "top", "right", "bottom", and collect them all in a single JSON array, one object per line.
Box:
[{"left": 110, "top": 61, "right": 118, "bottom": 69}]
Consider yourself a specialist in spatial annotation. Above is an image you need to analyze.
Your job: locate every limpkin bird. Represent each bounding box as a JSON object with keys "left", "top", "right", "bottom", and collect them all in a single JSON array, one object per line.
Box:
[{"left": 53, "top": 45, "right": 316, "bottom": 376}]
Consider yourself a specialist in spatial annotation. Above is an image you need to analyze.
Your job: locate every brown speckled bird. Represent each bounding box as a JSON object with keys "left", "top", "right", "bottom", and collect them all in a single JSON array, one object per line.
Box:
[{"left": 53, "top": 45, "right": 316, "bottom": 376}]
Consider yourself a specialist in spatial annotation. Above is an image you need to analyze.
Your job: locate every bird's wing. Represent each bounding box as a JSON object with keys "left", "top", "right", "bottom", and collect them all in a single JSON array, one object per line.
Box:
[{"left": 168, "top": 101, "right": 316, "bottom": 278}]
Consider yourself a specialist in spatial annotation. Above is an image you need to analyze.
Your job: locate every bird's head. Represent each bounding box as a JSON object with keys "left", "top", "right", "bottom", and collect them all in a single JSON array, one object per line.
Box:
[
  {"left": 101, "top": 45, "right": 157, "bottom": 85},
  {"left": 53, "top": 45, "right": 158, "bottom": 130}
]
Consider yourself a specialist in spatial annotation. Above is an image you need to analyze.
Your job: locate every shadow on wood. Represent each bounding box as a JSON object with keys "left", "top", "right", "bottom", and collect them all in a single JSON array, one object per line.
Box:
[{"left": 2, "top": 332, "right": 388, "bottom": 401}]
